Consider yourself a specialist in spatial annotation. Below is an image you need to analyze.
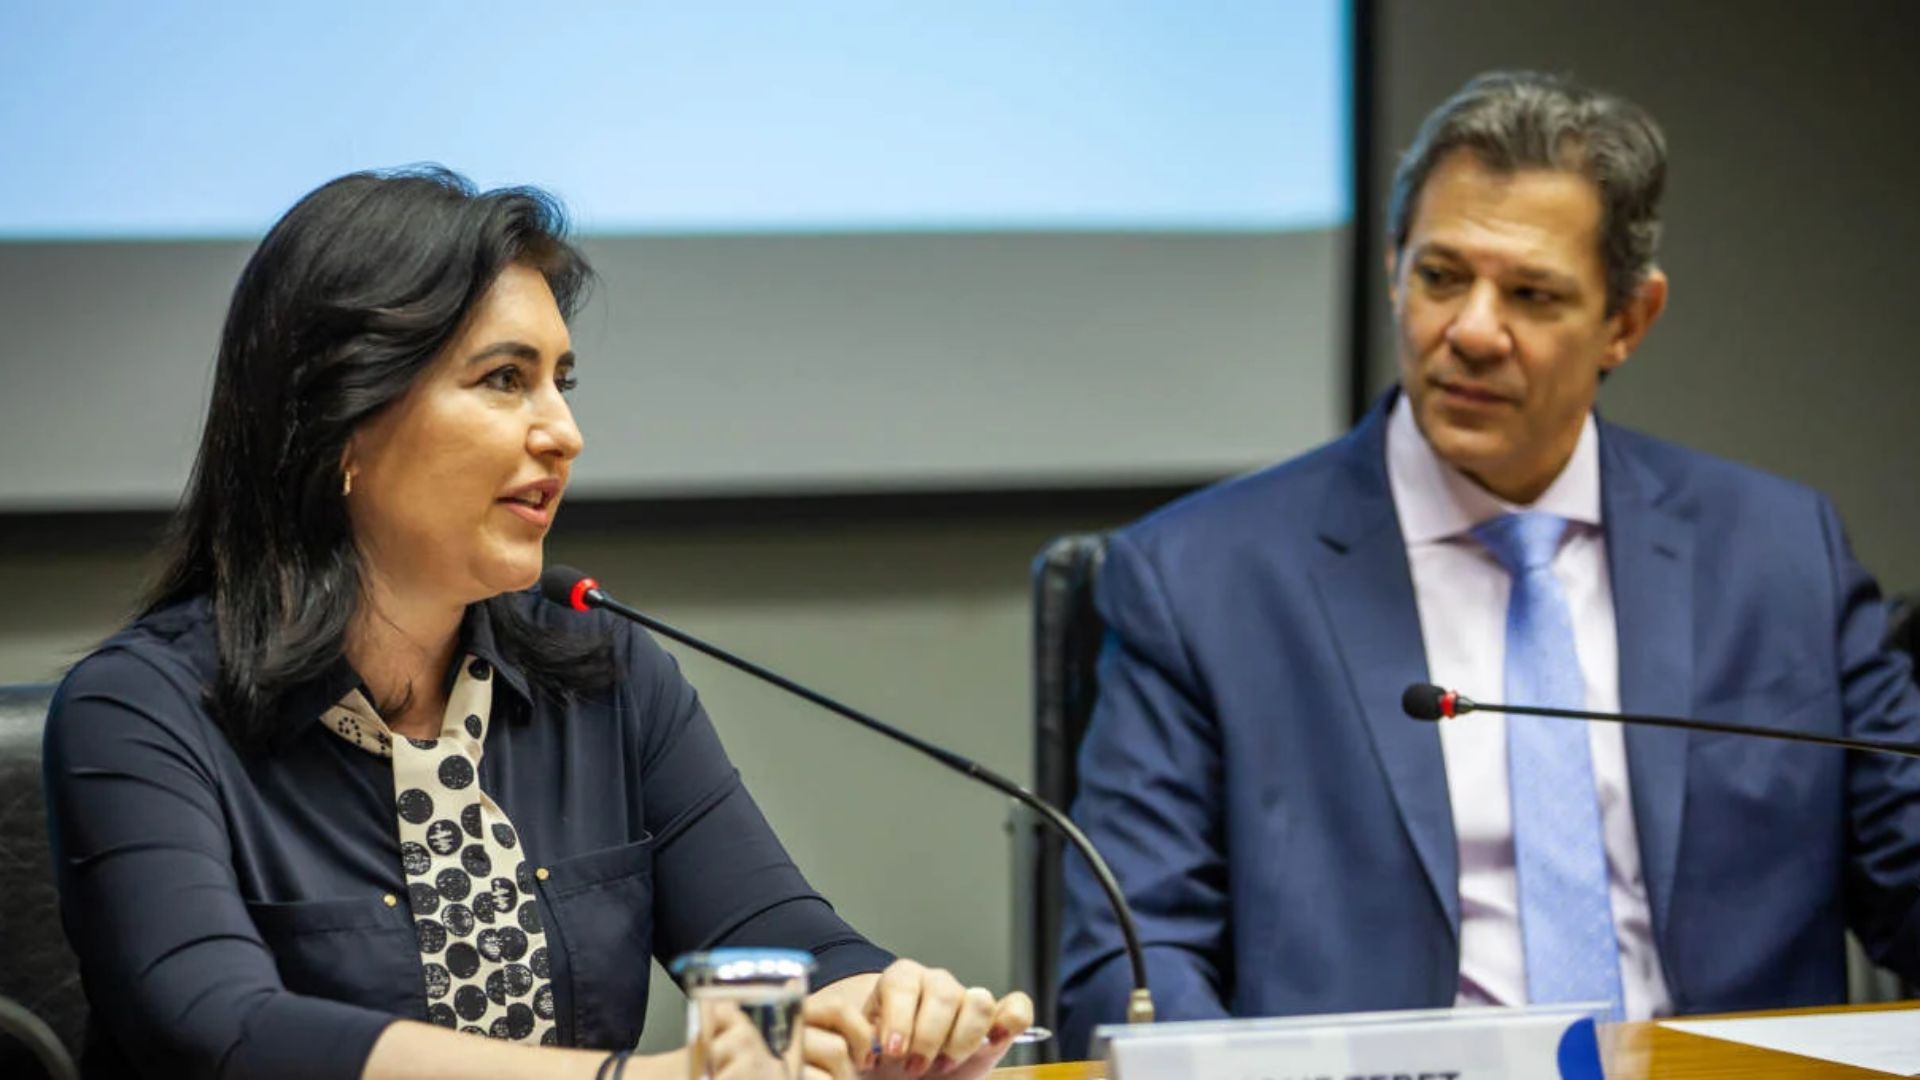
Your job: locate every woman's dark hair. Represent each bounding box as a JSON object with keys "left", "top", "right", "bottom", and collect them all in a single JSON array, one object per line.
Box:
[{"left": 147, "top": 165, "right": 616, "bottom": 749}]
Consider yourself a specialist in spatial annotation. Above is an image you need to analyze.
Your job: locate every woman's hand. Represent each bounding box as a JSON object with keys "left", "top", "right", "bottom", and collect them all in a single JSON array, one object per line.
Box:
[
  {"left": 809, "top": 960, "right": 1033, "bottom": 1078},
  {"left": 699, "top": 1000, "right": 791, "bottom": 1080},
  {"left": 697, "top": 997, "right": 877, "bottom": 1080},
  {"left": 799, "top": 992, "right": 870, "bottom": 1079}
]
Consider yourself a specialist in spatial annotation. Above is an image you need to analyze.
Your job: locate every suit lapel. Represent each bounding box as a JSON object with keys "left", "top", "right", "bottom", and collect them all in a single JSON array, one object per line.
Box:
[
  {"left": 1600, "top": 422, "right": 1693, "bottom": 988},
  {"left": 1311, "top": 403, "right": 1459, "bottom": 936},
  {"left": 1307, "top": 408, "right": 1693, "bottom": 974}
]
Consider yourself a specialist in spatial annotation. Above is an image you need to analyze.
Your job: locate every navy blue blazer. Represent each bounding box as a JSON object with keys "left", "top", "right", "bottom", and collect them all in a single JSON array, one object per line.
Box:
[{"left": 1058, "top": 395, "right": 1920, "bottom": 1053}]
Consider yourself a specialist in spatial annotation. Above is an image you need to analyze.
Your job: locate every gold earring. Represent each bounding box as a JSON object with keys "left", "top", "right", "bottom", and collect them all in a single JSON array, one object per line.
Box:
[{"left": 342, "top": 470, "right": 354, "bottom": 497}]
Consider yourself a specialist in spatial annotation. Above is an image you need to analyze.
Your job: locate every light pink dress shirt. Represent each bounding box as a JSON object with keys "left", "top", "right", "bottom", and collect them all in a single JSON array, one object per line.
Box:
[{"left": 1384, "top": 394, "right": 1673, "bottom": 1021}]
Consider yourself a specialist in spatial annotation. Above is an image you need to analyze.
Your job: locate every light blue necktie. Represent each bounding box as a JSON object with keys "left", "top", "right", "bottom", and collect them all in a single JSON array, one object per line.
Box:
[{"left": 1472, "top": 512, "right": 1624, "bottom": 1020}]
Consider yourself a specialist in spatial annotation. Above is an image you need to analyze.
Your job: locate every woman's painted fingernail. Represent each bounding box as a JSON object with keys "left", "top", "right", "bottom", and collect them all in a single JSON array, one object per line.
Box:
[
  {"left": 933, "top": 1054, "right": 955, "bottom": 1072},
  {"left": 906, "top": 1053, "right": 927, "bottom": 1074},
  {"left": 887, "top": 1031, "right": 907, "bottom": 1057},
  {"left": 987, "top": 1026, "right": 1008, "bottom": 1043}
]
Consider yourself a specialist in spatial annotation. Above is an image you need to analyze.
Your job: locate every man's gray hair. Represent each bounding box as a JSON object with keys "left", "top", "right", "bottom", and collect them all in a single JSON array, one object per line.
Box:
[{"left": 1388, "top": 71, "right": 1667, "bottom": 314}]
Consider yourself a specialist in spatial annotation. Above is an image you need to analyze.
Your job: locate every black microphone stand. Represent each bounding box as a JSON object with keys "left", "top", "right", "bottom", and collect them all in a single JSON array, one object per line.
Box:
[
  {"left": 554, "top": 571, "right": 1157, "bottom": 1026},
  {"left": 1404, "top": 683, "right": 1920, "bottom": 760}
]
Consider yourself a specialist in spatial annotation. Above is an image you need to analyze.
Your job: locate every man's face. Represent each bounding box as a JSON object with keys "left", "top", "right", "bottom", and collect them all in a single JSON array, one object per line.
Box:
[{"left": 1390, "top": 148, "right": 1664, "bottom": 503}]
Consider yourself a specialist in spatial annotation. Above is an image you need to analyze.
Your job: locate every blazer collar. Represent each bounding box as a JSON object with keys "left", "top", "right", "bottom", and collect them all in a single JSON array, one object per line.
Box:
[
  {"left": 1311, "top": 395, "right": 1697, "bottom": 964},
  {"left": 1597, "top": 420, "right": 1695, "bottom": 997},
  {"left": 1312, "top": 391, "right": 1461, "bottom": 936}
]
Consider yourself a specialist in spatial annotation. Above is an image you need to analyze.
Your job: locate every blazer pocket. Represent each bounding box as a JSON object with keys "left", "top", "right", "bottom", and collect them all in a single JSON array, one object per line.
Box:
[
  {"left": 1688, "top": 682, "right": 1845, "bottom": 832},
  {"left": 1693, "top": 679, "right": 1839, "bottom": 737},
  {"left": 538, "top": 835, "right": 655, "bottom": 1049},
  {"left": 246, "top": 895, "right": 424, "bottom": 1019}
]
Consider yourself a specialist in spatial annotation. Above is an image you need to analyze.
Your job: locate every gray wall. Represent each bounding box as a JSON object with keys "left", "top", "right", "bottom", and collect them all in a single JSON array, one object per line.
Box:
[
  {"left": 1369, "top": 0, "right": 1920, "bottom": 589},
  {"left": 4, "top": 0, "right": 1917, "bottom": 1054}
]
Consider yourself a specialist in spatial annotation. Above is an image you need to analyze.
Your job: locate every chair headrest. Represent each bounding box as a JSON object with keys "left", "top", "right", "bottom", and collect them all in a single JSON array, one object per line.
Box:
[{"left": 0, "top": 686, "right": 57, "bottom": 760}]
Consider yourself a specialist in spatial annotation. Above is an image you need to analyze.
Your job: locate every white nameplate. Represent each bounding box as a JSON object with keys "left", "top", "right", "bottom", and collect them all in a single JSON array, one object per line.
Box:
[{"left": 1097, "top": 1004, "right": 1606, "bottom": 1080}]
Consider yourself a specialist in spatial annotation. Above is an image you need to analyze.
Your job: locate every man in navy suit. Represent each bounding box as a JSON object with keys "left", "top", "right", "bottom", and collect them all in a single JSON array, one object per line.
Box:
[{"left": 1058, "top": 71, "right": 1920, "bottom": 1054}]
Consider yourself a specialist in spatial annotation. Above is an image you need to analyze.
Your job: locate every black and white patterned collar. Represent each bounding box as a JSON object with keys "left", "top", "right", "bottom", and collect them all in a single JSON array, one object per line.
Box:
[{"left": 278, "top": 597, "right": 535, "bottom": 753}]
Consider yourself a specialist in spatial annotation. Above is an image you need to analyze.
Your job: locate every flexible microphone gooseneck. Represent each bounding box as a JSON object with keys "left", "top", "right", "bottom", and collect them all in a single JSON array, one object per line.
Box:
[
  {"left": 1402, "top": 682, "right": 1920, "bottom": 760},
  {"left": 540, "top": 566, "right": 1156, "bottom": 1026}
]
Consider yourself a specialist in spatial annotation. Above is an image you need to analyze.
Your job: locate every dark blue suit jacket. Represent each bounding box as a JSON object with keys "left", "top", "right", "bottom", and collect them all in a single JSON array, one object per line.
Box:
[{"left": 1058, "top": 396, "right": 1920, "bottom": 1054}]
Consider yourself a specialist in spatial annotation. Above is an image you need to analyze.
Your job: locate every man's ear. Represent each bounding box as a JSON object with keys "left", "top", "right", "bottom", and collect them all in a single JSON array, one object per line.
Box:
[
  {"left": 1384, "top": 248, "right": 1402, "bottom": 310},
  {"left": 1603, "top": 268, "right": 1669, "bottom": 372}
]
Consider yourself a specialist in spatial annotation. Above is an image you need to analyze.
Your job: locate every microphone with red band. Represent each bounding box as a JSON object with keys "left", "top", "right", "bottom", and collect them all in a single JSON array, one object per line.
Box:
[
  {"left": 1402, "top": 682, "right": 1920, "bottom": 760},
  {"left": 1403, "top": 683, "right": 1468, "bottom": 720},
  {"left": 540, "top": 565, "right": 1157, "bottom": 1026},
  {"left": 564, "top": 574, "right": 599, "bottom": 615}
]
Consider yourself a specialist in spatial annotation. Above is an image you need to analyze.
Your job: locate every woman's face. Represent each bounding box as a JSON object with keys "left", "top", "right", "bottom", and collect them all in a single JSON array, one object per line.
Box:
[{"left": 344, "top": 263, "right": 582, "bottom": 609}]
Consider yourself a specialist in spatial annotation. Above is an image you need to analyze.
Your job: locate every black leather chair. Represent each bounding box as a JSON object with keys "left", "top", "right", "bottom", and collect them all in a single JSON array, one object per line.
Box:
[
  {"left": 1851, "top": 590, "right": 1920, "bottom": 1003},
  {"left": 1011, "top": 533, "right": 1109, "bottom": 1057},
  {"left": 0, "top": 684, "right": 81, "bottom": 1079},
  {"left": 1889, "top": 591, "right": 1917, "bottom": 672}
]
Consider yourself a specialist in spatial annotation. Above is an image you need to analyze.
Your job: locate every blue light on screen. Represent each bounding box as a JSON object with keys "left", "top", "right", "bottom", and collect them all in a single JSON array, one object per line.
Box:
[{"left": 0, "top": 1, "right": 1349, "bottom": 238}]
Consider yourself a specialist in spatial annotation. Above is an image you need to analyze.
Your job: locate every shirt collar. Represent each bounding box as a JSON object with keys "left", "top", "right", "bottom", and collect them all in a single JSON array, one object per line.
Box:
[
  {"left": 456, "top": 599, "right": 532, "bottom": 704},
  {"left": 278, "top": 599, "right": 532, "bottom": 749},
  {"left": 1385, "top": 390, "right": 1602, "bottom": 546}
]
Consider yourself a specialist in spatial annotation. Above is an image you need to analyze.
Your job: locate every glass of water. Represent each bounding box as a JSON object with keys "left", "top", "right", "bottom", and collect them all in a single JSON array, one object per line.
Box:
[{"left": 673, "top": 948, "right": 813, "bottom": 1079}]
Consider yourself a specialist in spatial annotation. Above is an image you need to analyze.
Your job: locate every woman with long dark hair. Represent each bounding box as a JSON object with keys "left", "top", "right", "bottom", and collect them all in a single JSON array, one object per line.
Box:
[{"left": 42, "top": 168, "right": 1030, "bottom": 1080}]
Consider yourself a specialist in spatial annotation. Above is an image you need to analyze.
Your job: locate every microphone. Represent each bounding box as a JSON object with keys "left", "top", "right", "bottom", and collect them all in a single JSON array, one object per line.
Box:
[
  {"left": 540, "top": 565, "right": 1157, "bottom": 1026},
  {"left": 1402, "top": 682, "right": 1920, "bottom": 759}
]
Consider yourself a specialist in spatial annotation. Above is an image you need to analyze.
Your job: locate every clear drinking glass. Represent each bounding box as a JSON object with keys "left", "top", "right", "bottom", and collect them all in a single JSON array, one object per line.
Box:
[{"left": 673, "top": 948, "right": 813, "bottom": 1080}]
